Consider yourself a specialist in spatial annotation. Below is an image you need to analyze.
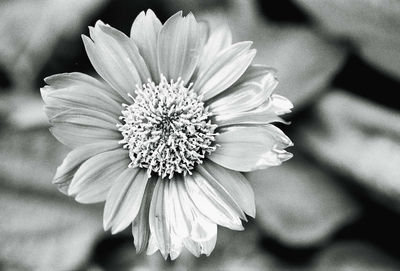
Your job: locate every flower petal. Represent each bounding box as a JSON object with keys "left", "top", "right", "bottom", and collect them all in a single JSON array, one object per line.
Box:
[
  {"left": 196, "top": 24, "right": 232, "bottom": 74},
  {"left": 212, "top": 100, "right": 287, "bottom": 127},
  {"left": 183, "top": 233, "right": 217, "bottom": 257},
  {"left": 104, "top": 168, "right": 149, "bottom": 234},
  {"left": 50, "top": 123, "right": 120, "bottom": 149},
  {"left": 198, "top": 160, "right": 256, "bottom": 218},
  {"left": 53, "top": 140, "right": 120, "bottom": 194},
  {"left": 209, "top": 125, "right": 293, "bottom": 172},
  {"left": 97, "top": 23, "right": 151, "bottom": 82},
  {"left": 184, "top": 172, "right": 244, "bottom": 230},
  {"left": 49, "top": 108, "right": 121, "bottom": 148},
  {"left": 270, "top": 94, "right": 294, "bottom": 115},
  {"left": 130, "top": 9, "right": 162, "bottom": 83},
  {"left": 157, "top": 11, "right": 200, "bottom": 83},
  {"left": 149, "top": 177, "right": 170, "bottom": 259},
  {"left": 41, "top": 72, "right": 122, "bottom": 119},
  {"left": 208, "top": 65, "right": 277, "bottom": 115},
  {"left": 50, "top": 108, "right": 117, "bottom": 130},
  {"left": 83, "top": 21, "right": 148, "bottom": 101},
  {"left": 132, "top": 177, "right": 157, "bottom": 253},
  {"left": 194, "top": 41, "right": 256, "bottom": 101},
  {"left": 175, "top": 178, "right": 217, "bottom": 242},
  {"left": 68, "top": 149, "right": 129, "bottom": 203}
]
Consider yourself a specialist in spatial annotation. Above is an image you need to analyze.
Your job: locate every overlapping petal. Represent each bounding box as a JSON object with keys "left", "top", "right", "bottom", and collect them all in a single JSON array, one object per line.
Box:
[
  {"left": 157, "top": 11, "right": 200, "bottom": 83},
  {"left": 53, "top": 140, "right": 120, "bottom": 194},
  {"left": 185, "top": 172, "right": 244, "bottom": 230},
  {"left": 68, "top": 149, "right": 129, "bottom": 203},
  {"left": 209, "top": 125, "right": 293, "bottom": 172},
  {"left": 104, "top": 168, "right": 149, "bottom": 234},
  {"left": 49, "top": 108, "right": 121, "bottom": 148},
  {"left": 83, "top": 21, "right": 149, "bottom": 101},
  {"left": 207, "top": 65, "right": 278, "bottom": 114},
  {"left": 196, "top": 24, "right": 232, "bottom": 74},
  {"left": 198, "top": 160, "right": 256, "bottom": 218},
  {"left": 131, "top": 9, "right": 162, "bottom": 83},
  {"left": 41, "top": 72, "right": 122, "bottom": 118},
  {"left": 194, "top": 41, "right": 256, "bottom": 101}
]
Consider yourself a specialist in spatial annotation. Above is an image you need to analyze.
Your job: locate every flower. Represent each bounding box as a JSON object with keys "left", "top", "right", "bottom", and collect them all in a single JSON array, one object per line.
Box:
[{"left": 41, "top": 9, "right": 293, "bottom": 259}]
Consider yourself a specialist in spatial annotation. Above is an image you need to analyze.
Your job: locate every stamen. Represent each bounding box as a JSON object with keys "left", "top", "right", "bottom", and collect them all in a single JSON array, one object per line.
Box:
[{"left": 118, "top": 75, "right": 217, "bottom": 179}]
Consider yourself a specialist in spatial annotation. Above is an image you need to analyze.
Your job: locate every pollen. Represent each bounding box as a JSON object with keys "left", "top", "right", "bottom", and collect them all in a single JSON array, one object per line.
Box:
[{"left": 118, "top": 75, "right": 217, "bottom": 179}]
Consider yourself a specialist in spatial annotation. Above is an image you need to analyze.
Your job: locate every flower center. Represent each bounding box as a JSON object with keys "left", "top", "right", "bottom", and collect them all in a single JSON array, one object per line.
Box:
[{"left": 118, "top": 75, "right": 217, "bottom": 179}]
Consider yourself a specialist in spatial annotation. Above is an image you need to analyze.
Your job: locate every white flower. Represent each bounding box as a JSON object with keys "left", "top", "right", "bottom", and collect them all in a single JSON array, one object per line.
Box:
[{"left": 41, "top": 10, "right": 293, "bottom": 259}]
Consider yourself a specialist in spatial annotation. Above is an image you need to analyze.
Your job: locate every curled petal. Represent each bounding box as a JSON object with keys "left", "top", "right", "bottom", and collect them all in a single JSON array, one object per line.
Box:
[
  {"left": 194, "top": 41, "right": 256, "bottom": 101},
  {"left": 68, "top": 149, "right": 129, "bottom": 203},
  {"left": 157, "top": 11, "right": 200, "bottom": 83},
  {"left": 131, "top": 9, "right": 162, "bottom": 82},
  {"left": 209, "top": 125, "right": 293, "bottom": 171},
  {"left": 208, "top": 65, "right": 278, "bottom": 115},
  {"left": 53, "top": 140, "right": 120, "bottom": 194},
  {"left": 270, "top": 94, "right": 294, "bottom": 115},
  {"left": 104, "top": 168, "right": 149, "bottom": 234}
]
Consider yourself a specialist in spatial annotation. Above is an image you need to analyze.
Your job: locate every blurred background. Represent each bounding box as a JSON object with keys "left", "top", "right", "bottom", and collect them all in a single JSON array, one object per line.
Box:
[{"left": 0, "top": 0, "right": 399, "bottom": 270}]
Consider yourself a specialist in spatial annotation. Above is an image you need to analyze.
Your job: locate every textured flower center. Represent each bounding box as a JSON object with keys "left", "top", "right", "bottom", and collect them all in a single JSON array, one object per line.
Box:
[{"left": 118, "top": 75, "right": 217, "bottom": 179}]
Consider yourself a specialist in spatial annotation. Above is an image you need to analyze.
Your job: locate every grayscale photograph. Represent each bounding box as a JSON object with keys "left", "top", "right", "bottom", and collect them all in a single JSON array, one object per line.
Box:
[{"left": 0, "top": 0, "right": 399, "bottom": 270}]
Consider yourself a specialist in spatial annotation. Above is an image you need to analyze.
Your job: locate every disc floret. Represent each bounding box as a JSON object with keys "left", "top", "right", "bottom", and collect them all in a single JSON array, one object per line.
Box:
[{"left": 118, "top": 75, "right": 217, "bottom": 179}]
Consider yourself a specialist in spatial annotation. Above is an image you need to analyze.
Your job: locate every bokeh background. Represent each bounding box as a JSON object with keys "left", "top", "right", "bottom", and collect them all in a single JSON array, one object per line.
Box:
[{"left": 0, "top": 0, "right": 399, "bottom": 270}]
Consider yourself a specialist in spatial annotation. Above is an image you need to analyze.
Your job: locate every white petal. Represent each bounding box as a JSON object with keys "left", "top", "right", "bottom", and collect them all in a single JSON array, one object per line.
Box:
[
  {"left": 104, "top": 168, "right": 148, "bottom": 234},
  {"left": 199, "top": 160, "right": 256, "bottom": 218},
  {"left": 41, "top": 72, "right": 122, "bottom": 119},
  {"left": 49, "top": 108, "right": 120, "bottom": 148},
  {"left": 208, "top": 65, "right": 278, "bottom": 115},
  {"left": 176, "top": 178, "right": 217, "bottom": 242},
  {"left": 53, "top": 140, "right": 120, "bottom": 194},
  {"left": 83, "top": 21, "right": 149, "bottom": 101},
  {"left": 132, "top": 178, "right": 157, "bottom": 253},
  {"left": 184, "top": 173, "right": 244, "bottom": 230},
  {"left": 157, "top": 11, "right": 200, "bottom": 83},
  {"left": 68, "top": 149, "right": 129, "bottom": 203},
  {"left": 194, "top": 41, "right": 256, "bottom": 101},
  {"left": 96, "top": 23, "right": 151, "bottom": 83},
  {"left": 212, "top": 100, "right": 287, "bottom": 127},
  {"left": 270, "top": 94, "right": 294, "bottom": 115},
  {"left": 149, "top": 178, "right": 170, "bottom": 259},
  {"left": 209, "top": 125, "right": 293, "bottom": 172},
  {"left": 130, "top": 9, "right": 162, "bottom": 82},
  {"left": 50, "top": 123, "right": 120, "bottom": 149},
  {"left": 50, "top": 108, "right": 117, "bottom": 130},
  {"left": 196, "top": 24, "right": 232, "bottom": 74},
  {"left": 146, "top": 233, "right": 159, "bottom": 255},
  {"left": 183, "top": 233, "right": 217, "bottom": 257}
]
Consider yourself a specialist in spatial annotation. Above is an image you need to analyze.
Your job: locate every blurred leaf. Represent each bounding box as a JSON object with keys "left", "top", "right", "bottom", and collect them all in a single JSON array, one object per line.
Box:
[
  {"left": 246, "top": 156, "right": 360, "bottom": 247},
  {"left": 0, "top": 127, "right": 68, "bottom": 194},
  {"left": 0, "top": 0, "right": 107, "bottom": 90},
  {"left": 0, "top": 94, "right": 48, "bottom": 130},
  {"left": 313, "top": 241, "right": 400, "bottom": 270},
  {"left": 0, "top": 188, "right": 103, "bottom": 270},
  {"left": 200, "top": 0, "right": 347, "bottom": 109},
  {"left": 296, "top": 91, "right": 400, "bottom": 210},
  {"left": 294, "top": 0, "right": 400, "bottom": 79}
]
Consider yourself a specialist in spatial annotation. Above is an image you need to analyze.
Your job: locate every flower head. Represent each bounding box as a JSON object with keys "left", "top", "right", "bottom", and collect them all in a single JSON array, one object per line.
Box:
[{"left": 41, "top": 10, "right": 293, "bottom": 259}]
